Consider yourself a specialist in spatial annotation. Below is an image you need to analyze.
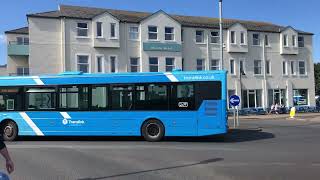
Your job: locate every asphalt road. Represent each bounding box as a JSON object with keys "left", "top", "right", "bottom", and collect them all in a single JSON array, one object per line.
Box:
[{"left": 2, "top": 116, "right": 320, "bottom": 180}]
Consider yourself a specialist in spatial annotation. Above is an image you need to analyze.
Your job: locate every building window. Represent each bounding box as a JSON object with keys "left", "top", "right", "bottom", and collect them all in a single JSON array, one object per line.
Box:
[
  {"left": 148, "top": 26, "right": 158, "bottom": 40},
  {"left": 293, "top": 89, "right": 308, "bottom": 106},
  {"left": 110, "top": 56, "right": 117, "bottom": 73},
  {"left": 16, "top": 37, "right": 29, "bottom": 45},
  {"left": 240, "top": 32, "right": 245, "bottom": 45},
  {"left": 16, "top": 67, "right": 29, "bottom": 76},
  {"left": 210, "top": 59, "right": 220, "bottom": 70},
  {"left": 268, "top": 89, "right": 286, "bottom": 107},
  {"left": 129, "top": 26, "right": 139, "bottom": 40},
  {"left": 298, "top": 36, "right": 304, "bottom": 47},
  {"left": 96, "top": 22, "right": 102, "bottom": 37},
  {"left": 196, "top": 59, "right": 205, "bottom": 71},
  {"left": 165, "top": 58, "right": 175, "bottom": 72},
  {"left": 230, "top": 31, "right": 236, "bottom": 44},
  {"left": 165, "top": 27, "right": 174, "bottom": 41},
  {"left": 264, "top": 34, "right": 269, "bottom": 46},
  {"left": 265, "top": 60, "right": 271, "bottom": 75},
  {"left": 130, "top": 57, "right": 139, "bottom": 72},
  {"left": 77, "top": 55, "right": 90, "bottom": 73},
  {"left": 181, "top": 29, "right": 184, "bottom": 42},
  {"left": 242, "top": 89, "right": 262, "bottom": 108},
  {"left": 291, "top": 61, "right": 296, "bottom": 75},
  {"left": 239, "top": 59, "right": 245, "bottom": 74},
  {"left": 196, "top": 30, "right": 204, "bottom": 43},
  {"left": 77, "top": 22, "right": 88, "bottom": 37},
  {"left": 110, "top": 23, "right": 116, "bottom": 38},
  {"left": 292, "top": 35, "right": 296, "bottom": 47},
  {"left": 149, "top": 57, "right": 159, "bottom": 72},
  {"left": 282, "top": 61, "right": 287, "bottom": 75},
  {"left": 254, "top": 60, "right": 262, "bottom": 75},
  {"left": 230, "top": 59, "right": 235, "bottom": 75},
  {"left": 283, "top": 34, "right": 288, "bottom": 47},
  {"left": 298, "top": 61, "right": 306, "bottom": 75},
  {"left": 96, "top": 55, "right": 104, "bottom": 73},
  {"left": 252, "top": 33, "right": 260, "bottom": 46},
  {"left": 211, "top": 31, "right": 219, "bottom": 44}
]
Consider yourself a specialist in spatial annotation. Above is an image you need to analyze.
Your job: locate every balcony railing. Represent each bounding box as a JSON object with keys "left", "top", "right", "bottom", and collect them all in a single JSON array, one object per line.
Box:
[{"left": 7, "top": 41, "right": 29, "bottom": 56}]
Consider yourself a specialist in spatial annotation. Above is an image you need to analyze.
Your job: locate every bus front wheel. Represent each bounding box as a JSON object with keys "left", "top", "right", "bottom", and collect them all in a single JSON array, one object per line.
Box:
[
  {"left": 141, "top": 119, "right": 165, "bottom": 142},
  {"left": 1, "top": 120, "right": 18, "bottom": 141}
]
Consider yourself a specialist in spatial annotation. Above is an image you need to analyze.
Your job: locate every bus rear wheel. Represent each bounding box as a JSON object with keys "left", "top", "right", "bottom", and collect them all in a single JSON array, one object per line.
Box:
[
  {"left": 1, "top": 121, "right": 18, "bottom": 141},
  {"left": 141, "top": 119, "right": 165, "bottom": 142}
]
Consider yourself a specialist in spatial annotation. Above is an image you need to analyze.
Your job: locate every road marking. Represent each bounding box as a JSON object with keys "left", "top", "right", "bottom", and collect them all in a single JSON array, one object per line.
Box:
[
  {"left": 19, "top": 112, "right": 44, "bottom": 136},
  {"left": 7, "top": 144, "right": 244, "bottom": 151}
]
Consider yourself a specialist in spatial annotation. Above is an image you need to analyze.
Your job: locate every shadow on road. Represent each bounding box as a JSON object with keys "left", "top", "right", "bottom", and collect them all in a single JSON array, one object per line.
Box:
[
  {"left": 17, "top": 129, "right": 274, "bottom": 143},
  {"left": 78, "top": 158, "right": 224, "bottom": 180}
]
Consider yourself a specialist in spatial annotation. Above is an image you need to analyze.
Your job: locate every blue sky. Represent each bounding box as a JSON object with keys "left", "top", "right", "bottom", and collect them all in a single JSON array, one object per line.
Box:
[{"left": 0, "top": 0, "right": 319, "bottom": 65}]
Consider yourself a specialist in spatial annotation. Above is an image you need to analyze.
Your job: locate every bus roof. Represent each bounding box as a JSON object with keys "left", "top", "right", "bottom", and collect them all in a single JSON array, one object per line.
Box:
[{"left": 0, "top": 70, "right": 227, "bottom": 86}]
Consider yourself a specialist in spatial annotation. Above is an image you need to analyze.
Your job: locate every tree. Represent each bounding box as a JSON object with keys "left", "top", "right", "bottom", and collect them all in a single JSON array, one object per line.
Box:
[{"left": 314, "top": 63, "right": 320, "bottom": 95}]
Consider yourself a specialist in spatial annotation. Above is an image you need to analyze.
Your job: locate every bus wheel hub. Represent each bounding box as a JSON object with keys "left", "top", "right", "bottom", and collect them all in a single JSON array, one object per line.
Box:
[
  {"left": 147, "top": 123, "right": 160, "bottom": 137},
  {"left": 4, "top": 126, "right": 13, "bottom": 137}
]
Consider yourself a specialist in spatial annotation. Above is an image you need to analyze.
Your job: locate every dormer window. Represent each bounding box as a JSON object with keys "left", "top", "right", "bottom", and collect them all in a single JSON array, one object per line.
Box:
[
  {"left": 283, "top": 34, "right": 288, "bottom": 47},
  {"left": 240, "top": 32, "right": 246, "bottom": 45},
  {"left": 96, "top": 22, "right": 102, "bottom": 38},
  {"left": 110, "top": 23, "right": 116, "bottom": 39},
  {"left": 230, "top": 31, "right": 236, "bottom": 44},
  {"left": 292, "top": 35, "right": 297, "bottom": 47}
]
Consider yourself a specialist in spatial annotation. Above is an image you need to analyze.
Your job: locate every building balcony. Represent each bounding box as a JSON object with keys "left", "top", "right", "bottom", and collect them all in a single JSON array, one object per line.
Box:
[{"left": 7, "top": 41, "right": 29, "bottom": 56}]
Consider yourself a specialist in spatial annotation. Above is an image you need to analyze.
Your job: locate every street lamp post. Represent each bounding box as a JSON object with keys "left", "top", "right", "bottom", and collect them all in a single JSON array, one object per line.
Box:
[{"left": 219, "top": 0, "right": 224, "bottom": 70}]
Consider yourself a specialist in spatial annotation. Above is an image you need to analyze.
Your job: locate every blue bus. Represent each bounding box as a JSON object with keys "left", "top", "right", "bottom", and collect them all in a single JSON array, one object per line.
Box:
[{"left": 0, "top": 70, "right": 227, "bottom": 141}]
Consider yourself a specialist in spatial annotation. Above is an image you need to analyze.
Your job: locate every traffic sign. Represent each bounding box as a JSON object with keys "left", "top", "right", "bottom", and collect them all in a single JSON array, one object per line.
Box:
[{"left": 229, "top": 95, "right": 240, "bottom": 107}]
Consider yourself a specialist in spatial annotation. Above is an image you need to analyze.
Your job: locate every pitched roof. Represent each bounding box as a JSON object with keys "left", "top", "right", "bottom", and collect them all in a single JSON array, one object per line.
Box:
[
  {"left": 25, "top": 4, "right": 312, "bottom": 35},
  {"left": 5, "top": 27, "right": 29, "bottom": 34}
]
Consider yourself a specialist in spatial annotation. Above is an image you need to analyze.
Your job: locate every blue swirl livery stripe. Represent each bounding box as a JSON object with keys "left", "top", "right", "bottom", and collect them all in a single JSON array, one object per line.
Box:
[
  {"left": 19, "top": 112, "right": 44, "bottom": 136},
  {"left": 164, "top": 72, "right": 178, "bottom": 82}
]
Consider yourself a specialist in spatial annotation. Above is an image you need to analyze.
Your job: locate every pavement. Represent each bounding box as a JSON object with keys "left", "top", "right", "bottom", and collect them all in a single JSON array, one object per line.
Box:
[{"left": 1, "top": 114, "right": 320, "bottom": 180}]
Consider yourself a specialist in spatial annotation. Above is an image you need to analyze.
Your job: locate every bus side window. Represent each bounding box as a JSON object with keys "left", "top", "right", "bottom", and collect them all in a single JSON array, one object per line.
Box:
[
  {"left": 0, "top": 88, "right": 23, "bottom": 111},
  {"left": 195, "top": 82, "right": 222, "bottom": 109},
  {"left": 170, "top": 83, "right": 195, "bottom": 110}
]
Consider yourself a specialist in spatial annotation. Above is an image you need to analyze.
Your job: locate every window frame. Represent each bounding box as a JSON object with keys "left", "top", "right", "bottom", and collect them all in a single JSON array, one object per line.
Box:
[
  {"left": 210, "top": 31, "right": 219, "bottom": 44},
  {"left": 109, "top": 55, "right": 118, "bottom": 73},
  {"left": 298, "top": 60, "right": 307, "bottom": 76},
  {"left": 229, "top": 59, "right": 235, "bottom": 75},
  {"left": 210, "top": 59, "right": 220, "bottom": 70},
  {"left": 76, "top": 22, "right": 89, "bottom": 38},
  {"left": 265, "top": 60, "right": 271, "bottom": 75},
  {"left": 129, "top": 57, "right": 140, "bottom": 72},
  {"left": 239, "top": 59, "right": 246, "bottom": 74},
  {"left": 240, "top": 31, "right": 246, "bottom": 45},
  {"left": 290, "top": 61, "right": 296, "bottom": 76},
  {"left": 282, "top": 61, "right": 288, "bottom": 76},
  {"left": 292, "top": 35, "right": 297, "bottom": 47},
  {"left": 195, "top": 30, "right": 204, "bottom": 44},
  {"left": 148, "top": 26, "right": 158, "bottom": 41},
  {"left": 252, "top": 33, "right": 260, "bottom": 46},
  {"left": 96, "top": 22, "right": 103, "bottom": 38},
  {"left": 283, "top": 34, "right": 288, "bottom": 47},
  {"left": 165, "top": 57, "right": 175, "bottom": 72},
  {"left": 196, "top": 59, "right": 205, "bottom": 71},
  {"left": 149, "top": 57, "right": 159, "bottom": 72},
  {"left": 254, "top": 60, "right": 262, "bottom": 75},
  {"left": 110, "top": 23, "right": 117, "bottom": 39},
  {"left": 95, "top": 55, "right": 105, "bottom": 73},
  {"left": 165, "top": 27, "right": 175, "bottom": 41},
  {"left": 298, "top": 36, "right": 305, "bottom": 48},
  {"left": 129, "top": 26, "right": 139, "bottom": 40},
  {"left": 230, "top": 31, "right": 236, "bottom": 44},
  {"left": 264, "top": 34, "right": 270, "bottom": 46},
  {"left": 76, "top": 54, "right": 91, "bottom": 73}
]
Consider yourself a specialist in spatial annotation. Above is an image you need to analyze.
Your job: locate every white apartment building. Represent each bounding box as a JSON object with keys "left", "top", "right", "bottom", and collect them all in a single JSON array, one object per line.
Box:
[{"left": 4, "top": 5, "right": 315, "bottom": 109}]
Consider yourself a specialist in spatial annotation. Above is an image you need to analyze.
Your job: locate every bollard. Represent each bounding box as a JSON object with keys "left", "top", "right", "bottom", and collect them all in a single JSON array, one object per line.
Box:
[{"left": 290, "top": 107, "right": 296, "bottom": 119}]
